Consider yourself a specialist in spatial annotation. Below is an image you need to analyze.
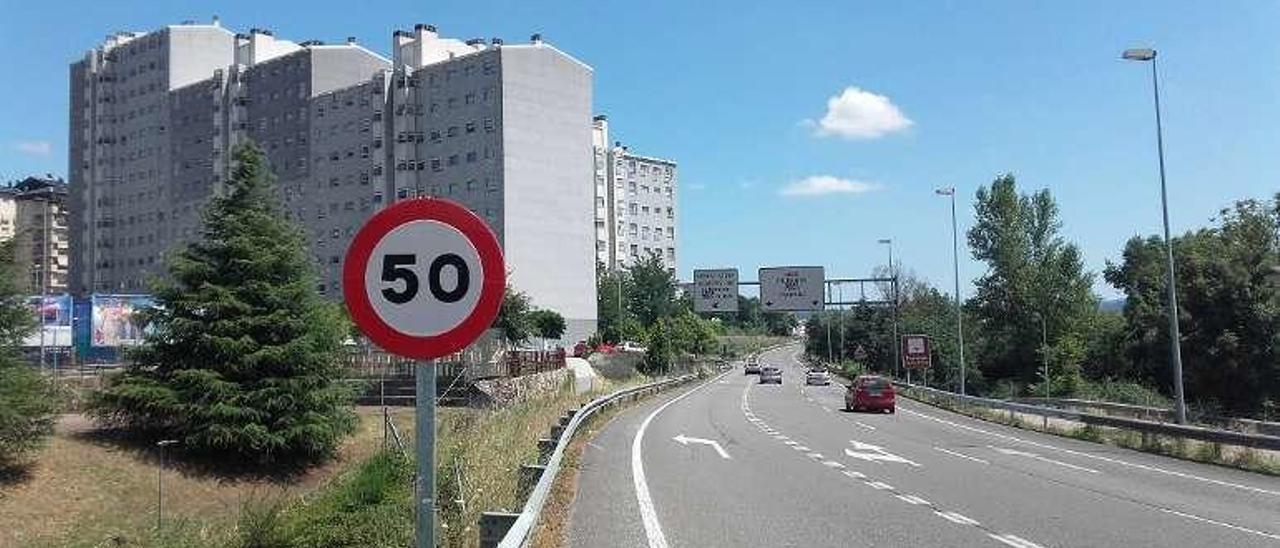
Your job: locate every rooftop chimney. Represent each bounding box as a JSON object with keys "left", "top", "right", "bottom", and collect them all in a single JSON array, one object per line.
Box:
[
  {"left": 594, "top": 114, "right": 608, "bottom": 121},
  {"left": 491, "top": 37, "right": 503, "bottom": 45},
  {"left": 530, "top": 33, "right": 543, "bottom": 44},
  {"left": 347, "top": 36, "right": 357, "bottom": 44},
  {"left": 212, "top": 15, "right": 221, "bottom": 27}
]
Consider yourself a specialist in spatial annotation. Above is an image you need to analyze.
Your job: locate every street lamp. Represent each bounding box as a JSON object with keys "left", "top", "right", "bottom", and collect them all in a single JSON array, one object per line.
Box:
[
  {"left": 877, "top": 239, "right": 900, "bottom": 379},
  {"left": 156, "top": 439, "right": 179, "bottom": 531},
  {"left": 935, "top": 187, "right": 966, "bottom": 396},
  {"left": 1123, "top": 46, "right": 1187, "bottom": 424}
]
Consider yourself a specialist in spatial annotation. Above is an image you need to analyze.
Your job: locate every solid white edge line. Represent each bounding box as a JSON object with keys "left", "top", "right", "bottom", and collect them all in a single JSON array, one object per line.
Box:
[
  {"left": 935, "top": 510, "right": 980, "bottom": 526},
  {"left": 631, "top": 371, "right": 728, "bottom": 548},
  {"left": 933, "top": 446, "right": 990, "bottom": 465},
  {"left": 1160, "top": 508, "right": 1280, "bottom": 541},
  {"left": 899, "top": 406, "right": 1280, "bottom": 497}
]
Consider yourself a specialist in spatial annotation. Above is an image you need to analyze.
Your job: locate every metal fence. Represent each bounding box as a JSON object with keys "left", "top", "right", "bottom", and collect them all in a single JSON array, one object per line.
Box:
[{"left": 896, "top": 382, "right": 1280, "bottom": 451}]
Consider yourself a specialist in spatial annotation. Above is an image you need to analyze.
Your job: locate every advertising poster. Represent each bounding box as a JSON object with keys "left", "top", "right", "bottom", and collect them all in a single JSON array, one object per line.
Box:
[{"left": 91, "top": 295, "right": 154, "bottom": 348}]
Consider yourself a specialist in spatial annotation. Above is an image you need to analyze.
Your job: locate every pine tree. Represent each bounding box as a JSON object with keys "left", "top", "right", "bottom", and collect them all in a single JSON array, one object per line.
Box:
[
  {"left": 89, "top": 142, "right": 355, "bottom": 464},
  {"left": 0, "top": 239, "right": 59, "bottom": 465}
]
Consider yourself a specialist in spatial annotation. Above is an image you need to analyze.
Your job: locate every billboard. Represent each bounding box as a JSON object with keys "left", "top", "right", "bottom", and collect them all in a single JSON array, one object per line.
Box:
[
  {"left": 23, "top": 294, "right": 72, "bottom": 348},
  {"left": 91, "top": 295, "right": 154, "bottom": 348}
]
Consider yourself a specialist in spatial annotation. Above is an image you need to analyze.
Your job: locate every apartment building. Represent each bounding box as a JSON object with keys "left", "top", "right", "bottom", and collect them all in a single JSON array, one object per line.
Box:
[
  {"left": 69, "top": 20, "right": 597, "bottom": 342},
  {"left": 2, "top": 176, "right": 71, "bottom": 294},
  {"left": 591, "top": 115, "right": 677, "bottom": 272}
]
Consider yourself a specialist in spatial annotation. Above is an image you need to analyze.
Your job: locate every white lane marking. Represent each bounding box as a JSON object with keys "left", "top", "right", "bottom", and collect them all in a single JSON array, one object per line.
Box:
[
  {"left": 896, "top": 494, "right": 931, "bottom": 506},
  {"left": 844, "top": 440, "right": 921, "bottom": 467},
  {"left": 773, "top": 435, "right": 789, "bottom": 441},
  {"left": 867, "top": 481, "right": 895, "bottom": 491},
  {"left": 900, "top": 406, "right": 1280, "bottom": 497},
  {"left": 934, "top": 446, "right": 990, "bottom": 465},
  {"left": 807, "top": 452, "right": 825, "bottom": 460},
  {"left": 823, "top": 460, "right": 846, "bottom": 469},
  {"left": 843, "top": 470, "right": 867, "bottom": 479},
  {"left": 988, "top": 446, "right": 1100, "bottom": 474},
  {"left": 794, "top": 445, "right": 811, "bottom": 452},
  {"left": 671, "top": 434, "right": 731, "bottom": 459},
  {"left": 989, "top": 533, "right": 1045, "bottom": 548},
  {"left": 784, "top": 440, "right": 798, "bottom": 446},
  {"left": 1160, "top": 508, "right": 1280, "bottom": 541},
  {"left": 631, "top": 371, "right": 728, "bottom": 548},
  {"left": 853, "top": 421, "right": 877, "bottom": 431},
  {"left": 586, "top": 441, "right": 605, "bottom": 451},
  {"left": 935, "top": 511, "right": 980, "bottom": 526}
]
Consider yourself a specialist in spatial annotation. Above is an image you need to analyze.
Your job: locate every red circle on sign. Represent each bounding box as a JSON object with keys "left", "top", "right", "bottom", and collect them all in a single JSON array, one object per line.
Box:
[{"left": 342, "top": 198, "right": 505, "bottom": 360}]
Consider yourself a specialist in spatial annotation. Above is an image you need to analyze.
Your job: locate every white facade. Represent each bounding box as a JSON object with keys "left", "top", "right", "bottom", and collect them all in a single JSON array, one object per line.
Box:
[
  {"left": 591, "top": 116, "right": 677, "bottom": 272},
  {"left": 70, "top": 20, "right": 598, "bottom": 343}
]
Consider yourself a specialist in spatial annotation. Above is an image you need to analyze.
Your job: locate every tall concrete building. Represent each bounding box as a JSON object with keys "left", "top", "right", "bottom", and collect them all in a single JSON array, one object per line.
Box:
[
  {"left": 1, "top": 176, "right": 71, "bottom": 294},
  {"left": 591, "top": 116, "right": 677, "bottom": 272},
  {"left": 69, "top": 20, "right": 597, "bottom": 342}
]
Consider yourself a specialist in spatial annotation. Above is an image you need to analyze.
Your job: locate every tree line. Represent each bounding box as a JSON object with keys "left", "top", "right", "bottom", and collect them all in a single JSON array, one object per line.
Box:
[{"left": 807, "top": 174, "right": 1279, "bottom": 418}]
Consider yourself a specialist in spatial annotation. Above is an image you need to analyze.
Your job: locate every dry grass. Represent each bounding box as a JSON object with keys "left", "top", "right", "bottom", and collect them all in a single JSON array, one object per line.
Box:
[{"left": 0, "top": 407, "right": 409, "bottom": 548}]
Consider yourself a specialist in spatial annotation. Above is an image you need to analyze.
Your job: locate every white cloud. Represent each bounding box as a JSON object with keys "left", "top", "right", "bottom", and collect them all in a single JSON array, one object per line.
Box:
[
  {"left": 779, "top": 175, "right": 882, "bottom": 197},
  {"left": 13, "top": 141, "right": 52, "bottom": 156},
  {"left": 812, "top": 86, "right": 913, "bottom": 139}
]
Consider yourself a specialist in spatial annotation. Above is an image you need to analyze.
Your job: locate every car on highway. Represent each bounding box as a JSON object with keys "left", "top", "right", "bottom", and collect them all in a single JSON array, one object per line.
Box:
[
  {"left": 759, "top": 365, "right": 783, "bottom": 384},
  {"left": 805, "top": 368, "right": 831, "bottom": 385},
  {"left": 846, "top": 375, "right": 895, "bottom": 413},
  {"left": 744, "top": 356, "right": 762, "bottom": 375},
  {"left": 617, "top": 341, "right": 647, "bottom": 353}
]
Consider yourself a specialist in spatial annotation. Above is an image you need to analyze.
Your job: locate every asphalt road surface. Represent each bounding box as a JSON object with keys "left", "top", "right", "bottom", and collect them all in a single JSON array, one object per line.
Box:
[{"left": 566, "top": 344, "right": 1280, "bottom": 548}]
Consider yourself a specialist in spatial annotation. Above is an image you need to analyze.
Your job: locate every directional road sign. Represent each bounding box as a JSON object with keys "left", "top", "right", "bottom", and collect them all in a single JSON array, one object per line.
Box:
[
  {"left": 902, "top": 334, "right": 931, "bottom": 370},
  {"left": 343, "top": 198, "right": 505, "bottom": 360},
  {"left": 693, "top": 268, "right": 739, "bottom": 313},
  {"left": 759, "top": 266, "right": 825, "bottom": 311}
]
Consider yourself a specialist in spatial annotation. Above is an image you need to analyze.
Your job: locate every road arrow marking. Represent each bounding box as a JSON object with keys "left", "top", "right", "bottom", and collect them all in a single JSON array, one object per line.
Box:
[
  {"left": 673, "top": 434, "right": 731, "bottom": 459},
  {"left": 844, "top": 440, "right": 921, "bottom": 467},
  {"left": 988, "top": 446, "right": 1099, "bottom": 474}
]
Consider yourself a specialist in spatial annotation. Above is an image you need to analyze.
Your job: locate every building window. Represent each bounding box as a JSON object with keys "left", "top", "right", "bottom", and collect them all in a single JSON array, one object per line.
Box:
[
  {"left": 466, "top": 122, "right": 476, "bottom": 134},
  {"left": 431, "top": 158, "right": 442, "bottom": 171},
  {"left": 448, "top": 155, "right": 458, "bottom": 166},
  {"left": 629, "top": 203, "right": 638, "bottom": 215}
]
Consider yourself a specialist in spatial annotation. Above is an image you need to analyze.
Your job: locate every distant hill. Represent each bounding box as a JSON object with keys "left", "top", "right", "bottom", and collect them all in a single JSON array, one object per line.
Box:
[{"left": 1099, "top": 298, "right": 1125, "bottom": 313}]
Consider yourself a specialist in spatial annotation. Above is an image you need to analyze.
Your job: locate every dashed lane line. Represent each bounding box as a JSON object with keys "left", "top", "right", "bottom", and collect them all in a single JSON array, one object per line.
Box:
[{"left": 934, "top": 446, "right": 990, "bottom": 465}]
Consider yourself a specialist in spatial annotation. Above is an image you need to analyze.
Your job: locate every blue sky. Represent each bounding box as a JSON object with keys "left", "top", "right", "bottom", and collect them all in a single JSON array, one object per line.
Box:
[{"left": 3, "top": 1, "right": 1278, "bottom": 299}]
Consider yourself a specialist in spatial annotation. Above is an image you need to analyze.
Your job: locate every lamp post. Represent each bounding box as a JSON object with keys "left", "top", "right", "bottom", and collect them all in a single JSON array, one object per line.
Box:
[
  {"left": 1123, "top": 47, "right": 1187, "bottom": 424},
  {"left": 878, "top": 239, "right": 900, "bottom": 379},
  {"left": 156, "top": 439, "right": 179, "bottom": 531},
  {"left": 935, "top": 187, "right": 966, "bottom": 396}
]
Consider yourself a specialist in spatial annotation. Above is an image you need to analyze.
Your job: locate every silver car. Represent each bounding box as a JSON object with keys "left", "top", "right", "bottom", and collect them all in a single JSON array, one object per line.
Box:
[
  {"left": 759, "top": 366, "right": 783, "bottom": 384},
  {"left": 744, "top": 357, "right": 762, "bottom": 375},
  {"left": 805, "top": 369, "right": 831, "bottom": 386}
]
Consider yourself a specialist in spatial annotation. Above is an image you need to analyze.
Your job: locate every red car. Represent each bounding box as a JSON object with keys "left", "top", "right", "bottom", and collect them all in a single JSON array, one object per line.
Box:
[{"left": 846, "top": 375, "right": 896, "bottom": 413}]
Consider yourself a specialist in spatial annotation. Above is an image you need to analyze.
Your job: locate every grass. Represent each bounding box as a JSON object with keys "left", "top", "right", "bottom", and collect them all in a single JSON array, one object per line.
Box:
[
  {"left": 896, "top": 385, "right": 1280, "bottom": 477},
  {"left": 0, "top": 407, "right": 406, "bottom": 548}
]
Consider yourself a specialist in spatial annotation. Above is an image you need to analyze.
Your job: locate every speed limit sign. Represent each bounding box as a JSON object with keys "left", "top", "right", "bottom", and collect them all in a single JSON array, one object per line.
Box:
[{"left": 342, "top": 198, "right": 505, "bottom": 360}]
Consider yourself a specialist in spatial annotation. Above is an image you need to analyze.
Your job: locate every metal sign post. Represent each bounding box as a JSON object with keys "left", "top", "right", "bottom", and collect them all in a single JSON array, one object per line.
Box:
[
  {"left": 415, "top": 359, "right": 435, "bottom": 548},
  {"left": 343, "top": 198, "right": 505, "bottom": 548}
]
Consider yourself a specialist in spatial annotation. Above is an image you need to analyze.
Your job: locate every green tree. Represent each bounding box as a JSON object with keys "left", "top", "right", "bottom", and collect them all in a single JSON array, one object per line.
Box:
[
  {"left": 596, "top": 264, "right": 629, "bottom": 343},
  {"left": 0, "top": 240, "right": 59, "bottom": 465},
  {"left": 667, "top": 310, "right": 718, "bottom": 355},
  {"left": 642, "top": 319, "right": 673, "bottom": 375},
  {"left": 495, "top": 286, "right": 533, "bottom": 346},
  {"left": 528, "top": 309, "right": 567, "bottom": 341},
  {"left": 626, "top": 252, "right": 677, "bottom": 326},
  {"left": 88, "top": 142, "right": 355, "bottom": 464},
  {"left": 967, "top": 174, "right": 1096, "bottom": 385},
  {"left": 1104, "top": 195, "right": 1280, "bottom": 414},
  {"left": 763, "top": 311, "right": 797, "bottom": 336}
]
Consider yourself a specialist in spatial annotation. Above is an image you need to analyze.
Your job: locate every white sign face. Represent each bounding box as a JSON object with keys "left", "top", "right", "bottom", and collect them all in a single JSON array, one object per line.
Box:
[
  {"left": 693, "top": 269, "right": 739, "bottom": 312},
  {"left": 363, "top": 220, "right": 484, "bottom": 337},
  {"left": 759, "top": 266, "right": 825, "bottom": 311}
]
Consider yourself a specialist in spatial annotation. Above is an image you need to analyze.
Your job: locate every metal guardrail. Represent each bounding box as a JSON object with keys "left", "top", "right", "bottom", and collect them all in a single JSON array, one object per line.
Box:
[
  {"left": 496, "top": 373, "right": 704, "bottom": 548},
  {"left": 896, "top": 382, "right": 1280, "bottom": 451},
  {"left": 1019, "top": 397, "right": 1280, "bottom": 437},
  {"left": 495, "top": 341, "right": 795, "bottom": 548}
]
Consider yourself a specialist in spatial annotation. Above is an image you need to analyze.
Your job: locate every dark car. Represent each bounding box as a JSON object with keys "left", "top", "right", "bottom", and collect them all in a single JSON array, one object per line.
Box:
[
  {"left": 759, "top": 366, "right": 783, "bottom": 384},
  {"left": 846, "top": 375, "right": 895, "bottom": 413}
]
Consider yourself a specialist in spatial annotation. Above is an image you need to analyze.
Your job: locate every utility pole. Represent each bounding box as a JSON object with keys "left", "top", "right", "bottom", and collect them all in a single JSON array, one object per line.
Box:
[{"left": 936, "top": 187, "right": 966, "bottom": 396}]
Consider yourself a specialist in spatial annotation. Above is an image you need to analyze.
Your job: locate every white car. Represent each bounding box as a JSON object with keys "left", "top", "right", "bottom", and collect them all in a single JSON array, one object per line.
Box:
[
  {"left": 618, "top": 341, "right": 647, "bottom": 353},
  {"left": 805, "top": 369, "right": 832, "bottom": 386}
]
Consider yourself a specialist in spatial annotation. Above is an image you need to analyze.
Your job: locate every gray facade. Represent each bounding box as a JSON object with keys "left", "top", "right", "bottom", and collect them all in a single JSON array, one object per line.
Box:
[
  {"left": 70, "top": 20, "right": 598, "bottom": 343},
  {"left": 591, "top": 117, "right": 678, "bottom": 272}
]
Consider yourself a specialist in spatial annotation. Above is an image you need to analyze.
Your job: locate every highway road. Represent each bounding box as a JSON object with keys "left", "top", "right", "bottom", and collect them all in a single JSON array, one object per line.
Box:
[{"left": 566, "top": 344, "right": 1280, "bottom": 547}]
